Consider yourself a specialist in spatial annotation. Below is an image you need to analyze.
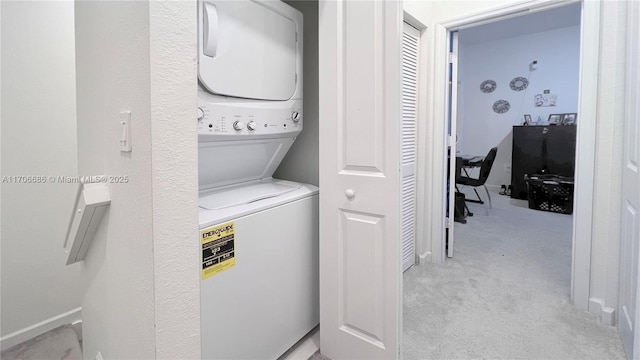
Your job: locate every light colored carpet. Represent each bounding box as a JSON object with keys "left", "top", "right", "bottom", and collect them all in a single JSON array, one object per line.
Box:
[
  {"left": 403, "top": 190, "right": 626, "bottom": 359},
  {"left": 0, "top": 325, "right": 81, "bottom": 360}
]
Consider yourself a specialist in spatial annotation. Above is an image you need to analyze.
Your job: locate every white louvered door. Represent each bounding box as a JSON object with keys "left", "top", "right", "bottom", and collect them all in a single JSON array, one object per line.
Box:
[{"left": 401, "top": 22, "right": 419, "bottom": 272}]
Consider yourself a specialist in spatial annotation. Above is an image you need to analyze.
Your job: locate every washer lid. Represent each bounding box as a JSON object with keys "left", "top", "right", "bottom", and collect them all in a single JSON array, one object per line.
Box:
[
  {"left": 198, "top": 0, "right": 298, "bottom": 101},
  {"left": 199, "top": 182, "right": 300, "bottom": 210},
  {"left": 198, "top": 137, "right": 295, "bottom": 191}
]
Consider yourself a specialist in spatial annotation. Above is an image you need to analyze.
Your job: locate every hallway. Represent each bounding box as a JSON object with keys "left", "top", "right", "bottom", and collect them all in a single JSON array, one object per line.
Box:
[{"left": 403, "top": 193, "right": 626, "bottom": 359}]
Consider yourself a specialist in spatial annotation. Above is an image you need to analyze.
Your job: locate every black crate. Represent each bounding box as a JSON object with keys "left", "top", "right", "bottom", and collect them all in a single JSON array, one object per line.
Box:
[{"left": 525, "top": 174, "right": 574, "bottom": 214}]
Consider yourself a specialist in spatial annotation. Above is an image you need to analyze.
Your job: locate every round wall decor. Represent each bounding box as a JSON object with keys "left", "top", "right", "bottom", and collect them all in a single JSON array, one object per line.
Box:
[
  {"left": 510, "top": 77, "right": 529, "bottom": 91},
  {"left": 480, "top": 80, "right": 497, "bottom": 93},
  {"left": 492, "top": 100, "right": 510, "bottom": 114}
]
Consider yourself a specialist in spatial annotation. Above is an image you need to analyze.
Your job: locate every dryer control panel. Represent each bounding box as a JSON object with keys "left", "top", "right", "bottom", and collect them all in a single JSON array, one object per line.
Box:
[{"left": 198, "top": 100, "right": 302, "bottom": 139}]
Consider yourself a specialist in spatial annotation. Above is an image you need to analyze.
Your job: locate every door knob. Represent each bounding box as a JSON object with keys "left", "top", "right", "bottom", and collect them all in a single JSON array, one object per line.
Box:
[{"left": 345, "top": 189, "right": 355, "bottom": 200}]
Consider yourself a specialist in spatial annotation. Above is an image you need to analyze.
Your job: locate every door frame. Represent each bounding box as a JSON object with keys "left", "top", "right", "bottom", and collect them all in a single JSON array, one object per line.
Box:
[{"left": 425, "top": 0, "right": 598, "bottom": 311}]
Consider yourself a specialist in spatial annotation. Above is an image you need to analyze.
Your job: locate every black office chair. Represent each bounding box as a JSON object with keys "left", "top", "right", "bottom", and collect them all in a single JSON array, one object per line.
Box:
[{"left": 456, "top": 147, "right": 498, "bottom": 212}]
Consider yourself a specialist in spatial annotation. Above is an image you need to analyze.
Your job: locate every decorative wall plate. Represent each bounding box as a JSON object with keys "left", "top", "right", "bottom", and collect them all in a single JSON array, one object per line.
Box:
[
  {"left": 493, "top": 100, "right": 510, "bottom": 114},
  {"left": 510, "top": 77, "right": 529, "bottom": 91},
  {"left": 480, "top": 80, "right": 497, "bottom": 93}
]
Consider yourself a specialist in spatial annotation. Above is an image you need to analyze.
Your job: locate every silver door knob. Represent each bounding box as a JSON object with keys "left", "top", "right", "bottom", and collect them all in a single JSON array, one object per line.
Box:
[{"left": 345, "top": 189, "right": 355, "bottom": 199}]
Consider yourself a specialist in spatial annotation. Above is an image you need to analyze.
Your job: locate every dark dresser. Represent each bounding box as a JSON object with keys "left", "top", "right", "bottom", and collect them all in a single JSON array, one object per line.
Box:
[{"left": 511, "top": 125, "right": 577, "bottom": 200}]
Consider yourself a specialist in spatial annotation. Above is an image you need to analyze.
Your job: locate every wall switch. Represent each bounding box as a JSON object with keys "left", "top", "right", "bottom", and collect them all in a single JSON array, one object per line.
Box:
[
  {"left": 119, "top": 111, "right": 132, "bottom": 152},
  {"left": 96, "top": 351, "right": 103, "bottom": 360}
]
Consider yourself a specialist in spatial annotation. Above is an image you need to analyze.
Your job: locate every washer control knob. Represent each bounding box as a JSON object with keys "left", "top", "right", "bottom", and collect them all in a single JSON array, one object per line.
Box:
[
  {"left": 291, "top": 111, "right": 300, "bottom": 123},
  {"left": 197, "top": 107, "right": 205, "bottom": 121},
  {"left": 233, "top": 121, "right": 245, "bottom": 131},
  {"left": 247, "top": 121, "right": 257, "bottom": 131}
]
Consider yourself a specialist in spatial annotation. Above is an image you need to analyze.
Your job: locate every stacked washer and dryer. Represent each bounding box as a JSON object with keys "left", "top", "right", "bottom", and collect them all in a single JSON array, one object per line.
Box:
[{"left": 197, "top": 1, "right": 319, "bottom": 358}]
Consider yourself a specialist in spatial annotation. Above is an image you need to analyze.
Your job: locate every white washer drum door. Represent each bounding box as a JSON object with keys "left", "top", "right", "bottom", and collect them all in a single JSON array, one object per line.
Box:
[{"left": 198, "top": 0, "right": 299, "bottom": 101}]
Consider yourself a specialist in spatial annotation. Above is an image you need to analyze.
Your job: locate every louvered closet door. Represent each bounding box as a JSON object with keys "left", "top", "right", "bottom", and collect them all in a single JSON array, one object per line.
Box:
[{"left": 401, "top": 22, "right": 419, "bottom": 272}]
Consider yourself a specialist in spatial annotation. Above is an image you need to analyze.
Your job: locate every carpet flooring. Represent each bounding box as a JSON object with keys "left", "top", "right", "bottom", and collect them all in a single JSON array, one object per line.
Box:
[{"left": 403, "top": 191, "right": 626, "bottom": 359}]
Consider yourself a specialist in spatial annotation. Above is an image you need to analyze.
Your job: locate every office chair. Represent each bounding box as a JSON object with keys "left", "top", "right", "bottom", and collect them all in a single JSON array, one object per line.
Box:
[{"left": 456, "top": 147, "right": 498, "bottom": 212}]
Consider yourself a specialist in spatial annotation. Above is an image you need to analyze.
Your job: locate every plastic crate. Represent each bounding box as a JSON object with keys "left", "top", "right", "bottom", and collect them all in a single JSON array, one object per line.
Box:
[{"left": 525, "top": 174, "right": 574, "bottom": 214}]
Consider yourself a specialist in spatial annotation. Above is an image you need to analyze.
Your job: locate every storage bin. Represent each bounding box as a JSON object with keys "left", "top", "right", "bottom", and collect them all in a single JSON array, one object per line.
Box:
[{"left": 525, "top": 174, "right": 574, "bottom": 214}]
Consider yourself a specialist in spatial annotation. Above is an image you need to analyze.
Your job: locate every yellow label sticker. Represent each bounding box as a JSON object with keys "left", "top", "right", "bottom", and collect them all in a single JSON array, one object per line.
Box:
[{"left": 201, "top": 221, "right": 235, "bottom": 280}]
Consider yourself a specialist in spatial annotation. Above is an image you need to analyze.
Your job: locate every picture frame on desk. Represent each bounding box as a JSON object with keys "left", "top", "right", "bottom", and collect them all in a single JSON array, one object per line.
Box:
[
  {"left": 523, "top": 114, "right": 532, "bottom": 125},
  {"left": 548, "top": 114, "right": 562, "bottom": 124},
  {"left": 562, "top": 113, "right": 577, "bottom": 125}
]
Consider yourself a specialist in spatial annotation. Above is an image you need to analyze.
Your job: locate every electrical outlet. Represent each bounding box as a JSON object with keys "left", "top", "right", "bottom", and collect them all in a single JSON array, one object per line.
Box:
[
  {"left": 96, "top": 351, "right": 103, "bottom": 360},
  {"left": 504, "top": 164, "right": 511, "bottom": 172}
]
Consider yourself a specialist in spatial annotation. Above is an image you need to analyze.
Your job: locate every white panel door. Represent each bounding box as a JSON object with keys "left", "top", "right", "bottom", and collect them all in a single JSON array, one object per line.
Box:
[
  {"left": 401, "top": 22, "right": 419, "bottom": 272},
  {"left": 446, "top": 32, "right": 459, "bottom": 258},
  {"left": 319, "top": 0, "right": 402, "bottom": 359},
  {"left": 619, "top": 2, "right": 640, "bottom": 359}
]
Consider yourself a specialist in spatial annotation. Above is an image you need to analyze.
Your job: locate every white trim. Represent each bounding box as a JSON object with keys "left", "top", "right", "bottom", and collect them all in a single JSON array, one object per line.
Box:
[
  {"left": 485, "top": 184, "right": 502, "bottom": 192},
  {"left": 572, "top": 0, "right": 599, "bottom": 313},
  {"left": 0, "top": 307, "right": 82, "bottom": 351},
  {"left": 427, "top": 0, "right": 596, "bottom": 312},
  {"left": 589, "top": 297, "right": 616, "bottom": 326},
  {"left": 438, "top": 0, "right": 581, "bottom": 30},
  {"left": 279, "top": 327, "right": 320, "bottom": 360},
  {"left": 418, "top": 251, "right": 432, "bottom": 263},
  {"left": 447, "top": 31, "right": 459, "bottom": 258},
  {"left": 427, "top": 23, "right": 450, "bottom": 264}
]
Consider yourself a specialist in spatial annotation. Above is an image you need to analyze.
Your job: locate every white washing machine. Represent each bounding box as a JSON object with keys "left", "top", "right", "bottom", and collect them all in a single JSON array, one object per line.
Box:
[{"left": 197, "top": 1, "right": 318, "bottom": 359}]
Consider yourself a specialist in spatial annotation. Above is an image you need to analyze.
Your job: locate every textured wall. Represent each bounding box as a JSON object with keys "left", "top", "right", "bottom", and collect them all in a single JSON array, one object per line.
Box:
[
  {"left": 149, "top": 1, "right": 200, "bottom": 359},
  {"left": 1, "top": 0, "right": 83, "bottom": 337},
  {"left": 75, "top": 1, "right": 155, "bottom": 358}
]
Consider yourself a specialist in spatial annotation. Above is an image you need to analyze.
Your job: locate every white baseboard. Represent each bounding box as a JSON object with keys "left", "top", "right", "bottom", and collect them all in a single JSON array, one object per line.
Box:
[
  {"left": 588, "top": 298, "right": 616, "bottom": 326},
  {"left": 485, "top": 184, "right": 502, "bottom": 192},
  {"left": 418, "top": 251, "right": 431, "bottom": 264},
  {"left": 0, "top": 307, "right": 82, "bottom": 351},
  {"left": 279, "top": 326, "right": 320, "bottom": 360}
]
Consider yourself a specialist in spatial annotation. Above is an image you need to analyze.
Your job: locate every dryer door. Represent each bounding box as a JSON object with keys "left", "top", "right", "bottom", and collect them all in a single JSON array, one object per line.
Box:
[{"left": 198, "top": 0, "right": 299, "bottom": 101}]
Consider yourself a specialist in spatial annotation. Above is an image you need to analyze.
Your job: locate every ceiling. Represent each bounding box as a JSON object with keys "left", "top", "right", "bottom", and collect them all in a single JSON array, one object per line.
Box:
[{"left": 458, "top": 3, "right": 582, "bottom": 45}]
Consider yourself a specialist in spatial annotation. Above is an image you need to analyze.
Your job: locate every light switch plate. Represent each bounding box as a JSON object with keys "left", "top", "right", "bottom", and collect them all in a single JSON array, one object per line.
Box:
[{"left": 120, "top": 111, "right": 132, "bottom": 152}]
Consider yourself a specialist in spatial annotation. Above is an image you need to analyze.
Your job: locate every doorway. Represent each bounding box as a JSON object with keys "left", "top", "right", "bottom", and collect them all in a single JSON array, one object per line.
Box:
[
  {"left": 425, "top": 0, "right": 599, "bottom": 312},
  {"left": 446, "top": 2, "right": 581, "bottom": 275}
]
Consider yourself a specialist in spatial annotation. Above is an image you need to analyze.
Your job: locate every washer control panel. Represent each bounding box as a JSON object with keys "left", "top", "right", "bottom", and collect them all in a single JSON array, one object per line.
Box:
[{"left": 197, "top": 100, "right": 303, "bottom": 138}]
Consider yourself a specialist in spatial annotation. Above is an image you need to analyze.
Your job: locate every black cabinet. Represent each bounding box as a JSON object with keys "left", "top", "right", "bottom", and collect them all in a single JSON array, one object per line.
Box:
[{"left": 511, "top": 125, "right": 576, "bottom": 200}]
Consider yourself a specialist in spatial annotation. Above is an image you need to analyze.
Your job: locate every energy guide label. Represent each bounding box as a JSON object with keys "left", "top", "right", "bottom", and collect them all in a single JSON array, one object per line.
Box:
[{"left": 201, "top": 221, "right": 235, "bottom": 280}]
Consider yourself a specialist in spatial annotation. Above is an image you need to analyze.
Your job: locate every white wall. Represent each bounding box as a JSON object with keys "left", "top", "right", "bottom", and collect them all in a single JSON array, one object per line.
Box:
[
  {"left": 75, "top": 1, "right": 199, "bottom": 358},
  {"left": 1, "top": 0, "right": 83, "bottom": 339},
  {"left": 276, "top": 0, "right": 319, "bottom": 187},
  {"left": 457, "top": 25, "right": 581, "bottom": 188}
]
